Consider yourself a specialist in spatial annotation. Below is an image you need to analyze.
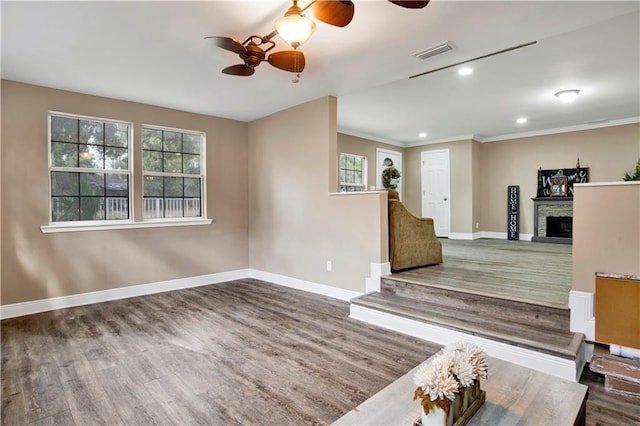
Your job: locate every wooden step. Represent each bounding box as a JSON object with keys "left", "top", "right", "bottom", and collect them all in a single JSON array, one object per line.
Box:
[
  {"left": 381, "top": 277, "right": 570, "bottom": 332},
  {"left": 590, "top": 345, "right": 640, "bottom": 384},
  {"left": 605, "top": 376, "right": 640, "bottom": 401},
  {"left": 351, "top": 292, "right": 583, "bottom": 361}
]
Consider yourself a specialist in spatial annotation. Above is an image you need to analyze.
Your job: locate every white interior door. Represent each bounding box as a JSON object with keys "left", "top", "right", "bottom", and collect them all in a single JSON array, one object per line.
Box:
[
  {"left": 376, "top": 148, "right": 403, "bottom": 199},
  {"left": 421, "top": 149, "right": 451, "bottom": 237}
]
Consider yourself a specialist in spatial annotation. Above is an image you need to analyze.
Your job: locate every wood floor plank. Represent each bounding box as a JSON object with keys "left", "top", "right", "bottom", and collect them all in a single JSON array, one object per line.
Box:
[
  {"left": 3, "top": 277, "right": 637, "bottom": 425},
  {"left": 393, "top": 238, "right": 572, "bottom": 307}
]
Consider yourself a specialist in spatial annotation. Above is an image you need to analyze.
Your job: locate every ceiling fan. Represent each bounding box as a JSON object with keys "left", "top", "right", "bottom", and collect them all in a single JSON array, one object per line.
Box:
[{"left": 207, "top": 0, "right": 429, "bottom": 77}]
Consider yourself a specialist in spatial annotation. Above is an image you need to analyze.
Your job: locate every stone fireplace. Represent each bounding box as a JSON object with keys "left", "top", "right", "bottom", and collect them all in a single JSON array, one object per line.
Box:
[{"left": 532, "top": 197, "right": 573, "bottom": 244}]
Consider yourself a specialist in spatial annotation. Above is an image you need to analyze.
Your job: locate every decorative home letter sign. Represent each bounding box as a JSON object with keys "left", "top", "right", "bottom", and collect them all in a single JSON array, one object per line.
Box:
[{"left": 507, "top": 185, "right": 519, "bottom": 240}]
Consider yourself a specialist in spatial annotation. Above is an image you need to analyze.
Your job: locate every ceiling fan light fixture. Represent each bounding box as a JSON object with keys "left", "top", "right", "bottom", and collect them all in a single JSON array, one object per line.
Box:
[
  {"left": 275, "top": 2, "right": 316, "bottom": 49},
  {"left": 554, "top": 89, "right": 580, "bottom": 103}
]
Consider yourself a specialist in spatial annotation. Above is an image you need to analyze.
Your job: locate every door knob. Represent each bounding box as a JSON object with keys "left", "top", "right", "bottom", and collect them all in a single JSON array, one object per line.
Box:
[{"left": 444, "top": 198, "right": 448, "bottom": 201}]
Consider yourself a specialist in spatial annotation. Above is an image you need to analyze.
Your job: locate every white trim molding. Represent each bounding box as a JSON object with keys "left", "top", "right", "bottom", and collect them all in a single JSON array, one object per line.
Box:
[
  {"left": 569, "top": 290, "right": 596, "bottom": 341},
  {"left": 0, "top": 269, "right": 250, "bottom": 320},
  {"left": 350, "top": 304, "right": 584, "bottom": 382},
  {"left": 365, "top": 262, "right": 391, "bottom": 293},
  {"left": 472, "top": 231, "right": 533, "bottom": 241},
  {"left": 249, "top": 270, "right": 362, "bottom": 302}
]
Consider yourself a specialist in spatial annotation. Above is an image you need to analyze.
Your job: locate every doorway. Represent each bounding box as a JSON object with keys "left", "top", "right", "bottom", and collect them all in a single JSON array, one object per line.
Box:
[
  {"left": 421, "top": 149, "right": 451, "bottom": 237},
  {"left": 376, "top": 148, "right": 403, "bottom": 199}
]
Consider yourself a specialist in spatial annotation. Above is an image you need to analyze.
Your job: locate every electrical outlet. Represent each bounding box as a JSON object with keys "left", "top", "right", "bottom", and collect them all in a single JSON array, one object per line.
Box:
[
  {"left": 326, "top": 261, "right": 332, "bottom": 272},
  {"left": 475, "top": 222, "right": 479, "bottom": 229}
]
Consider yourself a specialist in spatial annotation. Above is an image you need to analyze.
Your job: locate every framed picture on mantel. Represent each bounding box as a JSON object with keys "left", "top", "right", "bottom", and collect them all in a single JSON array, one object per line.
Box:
[
  {"left": 550, "top": 176, "right": 568, "bottom": 197},
  {"left": 537, "top": 167, "right": 589, "bottom": 197}
]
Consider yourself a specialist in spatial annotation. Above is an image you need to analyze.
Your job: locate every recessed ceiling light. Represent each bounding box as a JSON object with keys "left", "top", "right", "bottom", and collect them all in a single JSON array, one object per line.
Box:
[
  {"left": 516, "top": 117, "right": 528, "bottom": 124},
  {"left": 418, "top": 132, "right": 427, "bottom": 138},
  {"left": 458, "top": 67, "right": 473, "bottom": 76},
  {"left": 554, "top": 89, "right": 580, "bottom": 103}
]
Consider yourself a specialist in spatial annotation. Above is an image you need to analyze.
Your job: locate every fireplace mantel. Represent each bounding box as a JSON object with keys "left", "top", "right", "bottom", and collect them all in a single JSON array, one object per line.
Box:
[{"left": 531, "top": 197, "right": 573, "bottom": 244}]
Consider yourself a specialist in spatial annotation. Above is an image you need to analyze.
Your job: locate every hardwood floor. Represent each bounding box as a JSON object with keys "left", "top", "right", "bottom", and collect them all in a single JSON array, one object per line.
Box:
[
  {"left": 2, "top": 279, "right": 639, "bottom": 425},
  {"left": 1, "top": 279, "right": 440, "bottom": 425},
  {"left": 393, "top": 238, "right": 572, "bottom": 307}
]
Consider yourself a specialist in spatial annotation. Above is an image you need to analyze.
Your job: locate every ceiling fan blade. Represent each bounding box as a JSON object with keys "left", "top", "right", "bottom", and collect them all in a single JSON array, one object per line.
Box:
[
  {"left": 388, "top": 1, "right": 430, "bottom": 8},
  {"left": 268, "top": 50, "right": 306, "bottom": 73},
  {"left": 311, "top": 0, "right": 355, "bottom": 27},
  {"left": 222, "top": 64, "right": 255, "bottom": 76},
  {"left": 205, "top": 36, "right": 246, "bottom": 54}
]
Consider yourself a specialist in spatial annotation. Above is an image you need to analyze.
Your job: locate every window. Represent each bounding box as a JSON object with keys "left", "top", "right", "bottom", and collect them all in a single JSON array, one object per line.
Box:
[
  {"left": 49, "top": 114, "right": 131, "bottom": 222},
  {"left": 339, "top": 153, "right": 367, "bottom": 192},
  {"left": 142, "top": 126, "right": 204, "bottom": 219}
]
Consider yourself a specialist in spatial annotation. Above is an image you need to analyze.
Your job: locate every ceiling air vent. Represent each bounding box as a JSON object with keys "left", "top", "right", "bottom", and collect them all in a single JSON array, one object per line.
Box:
[{"left": 412, "top": 41, "right": 454, "bottom": 60}]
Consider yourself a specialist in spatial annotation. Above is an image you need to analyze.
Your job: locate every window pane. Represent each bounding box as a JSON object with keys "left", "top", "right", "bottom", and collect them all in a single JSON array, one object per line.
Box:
[
  {"left": 164, "top": 198, "right": 183, "bottom": 218},
  {"left": 80, "top": 197, "right": 105, "bottom": 220},
  {"left": 52, "top": 172, "right": 79, "bottom": 196},
  {"left": 346, "top": 155, "right": 354, "bottom": 169},
  {"left": 106, "top": 198, "right": 129, "bottom": 220},
  {"left": 52, "top": 197, "right": 79, "bottom": 221},
  {"left": 164, "top": 177, "right": 183, "bottom": 197},
  {"left": 182, "top": 134, "right": 201, "bottom": 154},
  {"left": 51, "top": 142, "right": 78, "bottom": 167},
  {"left": 80, "top": 120, "right": 104, "bottom": 145},
  {"left": 80, "top": 173, "right": 104, "bottom": 196},
  {"left": 144, "top": 175, "right": 163, "bottom": 197},
  {"left": 163, "top": 131, "right": 181, "bottom": 152},
  {"left": 354, "top": 156, "right": 362, "bottom": 170},
  {"left": 355, "top": 171, "right": 363, "bottom": 184},
  {"left": 106, "top": 174, "right": 128, "bottom": 197},
  {"left": 105, "top": 147, "right": 128, "bottom": 170},
  {"left": 183, "top": 154, "right": 200, "bottom": 174},
  {"left": 347, "top": 170, "right": 354, "bottom": 184},
  {"left": 51, "top": 116, "right": 78, "bottom": 143},
  {"left": 142, "top": 128, "right": 162, "bottom": 150},
  {"left": 105, "top": 123, "right": 128, "bottom": 147},
  {"left": 143, "top": 150, "right": 162, "bottom": 172},
  {"left": 184, "top": 178, "right": 201, "bottom": 197},
  {"left": 163, "top": 152, "right": 182, "bottom": 173},
  {"left": 184, "top": 198, "right": 201, "bottom": 217},
  {"left": 143, "top": 197, "right": 163, "bottom": 218},
  {"left": 339, "top": 169, "right": 346, "bottom": 183},
  {"left": 79, "top": 144, "right": 104, "bottom": 169},
  {"left": 340, "top": 154, "right": 347, "bottom": 168}
]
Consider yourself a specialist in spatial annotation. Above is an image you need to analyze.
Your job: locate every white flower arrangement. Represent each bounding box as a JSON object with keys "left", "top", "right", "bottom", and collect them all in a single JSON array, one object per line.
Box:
[{"left": 413, "top": 342, "right": 487, "bottom": 416}]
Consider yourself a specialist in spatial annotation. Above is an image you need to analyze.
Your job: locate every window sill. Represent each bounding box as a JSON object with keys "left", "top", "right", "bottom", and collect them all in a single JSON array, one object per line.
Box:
[{"left": 40, "top": 218, "right": 214, "bottom": 233}]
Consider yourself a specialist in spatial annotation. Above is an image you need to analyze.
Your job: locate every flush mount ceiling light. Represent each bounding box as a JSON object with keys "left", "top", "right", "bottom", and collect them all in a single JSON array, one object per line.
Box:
[
  {"left": 516, "top": 117, "right": 527, "bottom": 124},
  {"left": 418, "top": 132, "right": 427, "bottom": 138},
  {"left": 554, "top": 89, "right": 580, "bottom": 103},
  {"left": 275, "top": 0, "right": 316, "bottom": 49},
  {"left": 458, "top": 67, "right": 473, "bottom": 76}
]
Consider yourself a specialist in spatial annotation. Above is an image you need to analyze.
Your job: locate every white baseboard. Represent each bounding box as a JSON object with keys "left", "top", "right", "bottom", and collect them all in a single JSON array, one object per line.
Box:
[
  {"left": 350, "top": 304, "right": 583, "bottom": 382},
  {"left": 569, "top": 290, "right": 595, "bottom": 341},
  {"left": 474, "top": 231, "right": 533, "bottom": 241},
  {"left": 249, "top": 269, "right": 362, "bottom": 302},
  {"left": 0, "top": 269, "right": 251, "bottom": 320},
  {"left": 448, "top": 232, "right": 477, "bottom": 240},
  {"left": 365, "top": 262, "right": 391, "bottom": 293}
]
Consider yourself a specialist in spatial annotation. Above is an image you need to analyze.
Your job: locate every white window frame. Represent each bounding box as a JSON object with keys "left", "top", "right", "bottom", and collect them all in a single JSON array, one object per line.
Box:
[
  {"left": 339, "top": 152, "right": 368, "bottom": 192},
  {"left": 141, "top": 124, "right": 207, "bottom": 222},
  {"left": 45, "top": 111, "right": 134, "bottom": 226},
  {"left": 41, "top": 114, "right": 212, "bottom": 233}
]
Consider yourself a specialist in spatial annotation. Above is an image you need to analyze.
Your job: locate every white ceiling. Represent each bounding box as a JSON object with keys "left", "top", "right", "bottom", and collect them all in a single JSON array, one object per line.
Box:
[{"left": 2, "top": 1, "right": 639, "bottom": 147}]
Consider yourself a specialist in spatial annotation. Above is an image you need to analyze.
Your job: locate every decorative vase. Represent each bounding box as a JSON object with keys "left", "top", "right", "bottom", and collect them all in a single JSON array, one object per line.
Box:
[{"left": 421, "top": 406, "right": 447, "bottom": 426}]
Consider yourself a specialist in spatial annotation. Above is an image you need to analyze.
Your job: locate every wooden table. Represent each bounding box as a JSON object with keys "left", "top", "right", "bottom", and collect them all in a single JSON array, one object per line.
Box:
[{"left": 332, "top": 356, "right": 587, "bottom": 425}]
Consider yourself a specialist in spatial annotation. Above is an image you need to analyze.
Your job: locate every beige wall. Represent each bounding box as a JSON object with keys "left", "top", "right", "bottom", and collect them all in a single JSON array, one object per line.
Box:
[
  {"left": 249, "top": 97, "right": 388, "bottom": 293},
  {"left": 480, "top": 124, "right": 639, "bottom": 235},
  {"left": 337, "top": 133, "right": 404, "bottom": 193},
  {"left": 572, "top": 182, "right": 640, "bottom": 293},
  {"left": 1, "top": 80, "right": 249, "bottom": 305}
]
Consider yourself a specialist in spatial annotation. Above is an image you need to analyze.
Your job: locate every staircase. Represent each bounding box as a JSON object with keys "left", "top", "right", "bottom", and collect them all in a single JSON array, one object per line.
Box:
[{"left": 350, "top": 275, "right": 585, "bottom": 381}]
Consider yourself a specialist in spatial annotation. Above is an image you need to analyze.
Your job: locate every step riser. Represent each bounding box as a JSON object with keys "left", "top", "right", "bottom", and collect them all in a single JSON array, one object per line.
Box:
[
  {"left": 590, "top": 354, "right": 640, "bottom": 384},
  {"left": 605, "top": 376, "right": 640, "bottom": 401},
  {"left": 382, "top": 278, "right": 570, "bottom": 331}
]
